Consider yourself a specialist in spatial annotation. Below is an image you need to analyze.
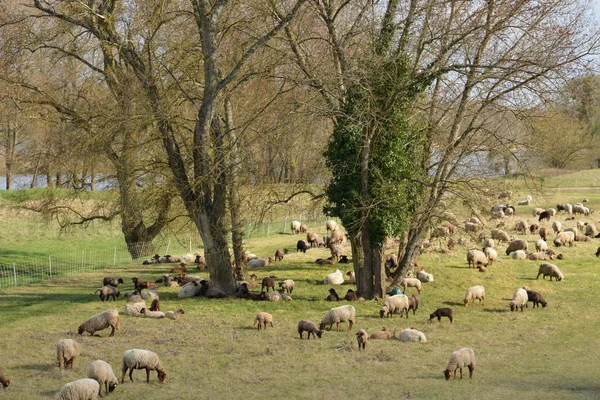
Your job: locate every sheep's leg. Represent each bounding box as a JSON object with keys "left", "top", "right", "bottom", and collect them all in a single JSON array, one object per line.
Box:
[
  {"left": 468, "top": 365, "right": 474, "bottom": 379},
  {"left": 109, "top": 325, "right": 116, "bottom": 337},
  {"left": 269, "top": 321, "right": 273, "bottom": 328},
  {"left": 459, "top": 367, "right": 463, "bottom": 379},
  {"left": 121, "top": 367, "right": 128, "bottom": 384},
  {"left": 336, "top": 322, "right": 340, "bottom": 332},
  {"left": 146, "top": 368, "right": 151, "bottom": 383}
]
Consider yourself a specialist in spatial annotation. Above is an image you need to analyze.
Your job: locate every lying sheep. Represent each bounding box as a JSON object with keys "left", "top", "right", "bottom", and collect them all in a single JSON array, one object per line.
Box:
[
  {"left": 320, "top": 305, "right": 356, "bottom": 331},
  {"left": 206, "top": 286, "right": 227, "bottom": 298},
  {"left": 87, "top": 360, "right": 118, "bottom": 397},
  {"left": 511, "top": 250, "right": 527, "bottom": 260},
  {"left": 467, "top": 249, "right": 487, "bottom": 268},
  {"left": 78, "top": 310, "right": 120, "bottom": 337},
  {"left": 164, "top": 309, "right": 185, "bottom": 320},
  {"left": 55, "top": 378, "right": 100, "bottom": 400},
  {"left": 575, "top": 235, "right": 591, "bottom": 242},
  {"left": 124, "top": 301, "right": 147, "bottom": 316},
  {"left": 324, "top": 269, "right": 344, "bottom": 285},
  {"left": 326, "top": 288, "right": 340, "bottom": 301},
  {"left": 505, "top": 239, "right": 528, "bottom": 256},
  {"left": 398, "top": 328, "right": 427, "bottom": 343},
  {"left": 57, "top": 339, "right": 80, "bottom": 370},
  {"left": 121, "top": 349, "right": 166, "bottom": 384},
  {"left": 463, "top": 285, "right": 485, "bottom": 307},
  {"left": 297, "top": 320, "right": 322, "bottom": 339},
  {"left": 510, "top": 288, "right": 528, "bottom": 311},
  {"left": 346, "top": 271, "right": 356, "bottom": 283},
  {"left": 344, "top": 289, "right": 358, "bottom": 301},
  {"left": 369, "top": 327, "right": 393, "bottom": 340},
  {"left": 264, "top": 291, "right": 292, "bottom": 301},
  {"left": 253, "top": 312, "right": 274, "bottom": 330},
  {"left": 248, "top": 258, "right": 271, "bottom": 268},
  {"left": 0, "top": 368, "right": 9, "bottom": 390},
  {"left": 444, "top": 348, "right": 476, "bottom": 380},
  {"left": 141, "top": 308, "right": 165, "bottom": 319},
  {"left": 95, "top": 285, "right": 120, "bottom": 302},
  {"left": 278, "top": 279, "right": 294, "bottom": 294},
  {"left": 429, "top": 307, "right": 453, "bottom": 323},
  {"left": 536, "top": 263, "right": 564, "bottom": 281},
  {"left": 399, "top": 277, "right": 422, "bottom": 294},
  {"left": 356, "top": 329, "right": 368, "bottom": 350},
  {"left": 553, "top": 231, "right": 574, "bottom": 247},
  {"left": 379, "top": 294, "right": 409, "bottom": 318},
  {"left": 527, "top": 252, "right": 554, "bottom": 261}
]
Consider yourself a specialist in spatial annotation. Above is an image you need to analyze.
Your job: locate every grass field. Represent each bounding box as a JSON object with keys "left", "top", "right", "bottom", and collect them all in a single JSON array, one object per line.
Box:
[{"left": 1, "top": 173, "right": 600, "bottom": 399}]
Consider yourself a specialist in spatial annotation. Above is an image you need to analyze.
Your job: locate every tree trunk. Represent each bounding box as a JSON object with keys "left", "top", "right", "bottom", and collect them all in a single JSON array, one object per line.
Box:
[{"left": 30, "top": 157, "right": 40, "bottom": 189}]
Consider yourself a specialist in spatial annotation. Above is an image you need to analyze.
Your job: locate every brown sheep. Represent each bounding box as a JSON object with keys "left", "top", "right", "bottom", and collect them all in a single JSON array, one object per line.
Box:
[
  {"left": 297, "top": 320, "right": 322, "bottom": 339},
  {"left": 306, "top": 232, "right": 320, "bottom": 248},
  {"left": 0, "top": 368, "right": 10, "bottom": 390},
  {"left": 539, "top": 228, "right": 547, "bottom": 241},
  {"left": 429, "top": 308, "right": 453, "bottom": 323},
  {"left": 261, "top": 276, "right": 276, "bottom": 292},
  {"left": 344, "top": 289, "right": 358, "bottom": 301},
  {"left": 529, "top": 224, "right": 539, "bottom": 234},
  {"left": 149, "top": 299, "right": 160, "bottom": 312}
]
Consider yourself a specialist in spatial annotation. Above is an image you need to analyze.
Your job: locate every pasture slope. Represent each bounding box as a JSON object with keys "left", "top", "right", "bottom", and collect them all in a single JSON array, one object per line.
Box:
[{"left": 1, "top": 173, "right": 600, "bottom": 399}]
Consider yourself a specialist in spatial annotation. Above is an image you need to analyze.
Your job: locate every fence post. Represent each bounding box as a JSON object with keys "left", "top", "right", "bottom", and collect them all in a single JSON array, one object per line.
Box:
[
  {"left": 284, "top": 216, "right": 288, "bottom": 233},
  {"left": 13, "top": 263, "right": 17, "bottom": 287},
  {"left": 114, "top": 246, "right": 117, "bottom": 266},
  {"left": 49, "top": 255, "right": 52, "bottom": 279},
  {"left": 81, "top": 250, "right": 85, "bottom": 271}
]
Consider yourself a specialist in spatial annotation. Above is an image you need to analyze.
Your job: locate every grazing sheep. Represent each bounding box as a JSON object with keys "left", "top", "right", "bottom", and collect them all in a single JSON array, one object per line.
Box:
[
  {"left": 124, "top": 301, "right": 147, "bottom": 316},
  {"left": 467, "top": 249, "right": 487, "bottom": 268},
  {"left": 529, "top": 224, "right": 539, "bottom": 234},
  {"left": 248, "top": 258, "right": 271, "bottom": 268},
  {"left": 398, "top": 328, "right": 427, "bottom": 343},
  {"left": 482, "top": 238, "right": 495, "bottom": 249},
  {"left": 296, "top": 240, "right": 309, "bottom": 253},
  {"left": 407, "top": 294, "right": 419, "bottom": 315},
  {"left": 297, "top": 320, "right": 322, "bottom": 339},
  {"left": 527, "top": 252, "right": 554, "bottom": 261},
  {"left": 369, "top": 327, "right": 393, "bottom": 340},
  {"left": 577, "top": 220, "right": 586, "bottom": 230},
  {"left": 524, "top": 289, "right": 547, "bottom": 308},
  {"left": 274, "top": 248, "right": 287, "bottom": 261},
  {"left": 306, "top": 232, "right": 320, "bottom": 248},
  {"left": 324, "top": 269, "right": 344, "bottom": 285},
  {"left": 379, "top": 294, "right": 409, "bottom": 318},
  {"left": 121, "top": 349, "right": 166, "bottom": 384},
  {"left": 253, "top": 312, "right": 274, "bottom": 330},
  {"left": 511, "top": 250, "right": 527, "bottom": 260},
  {"left": 291, "top": 220, "right": 301, "bottom": 234},
  {"left": 0, "top": 368, "right": 9, "bottom": 390},
  {"left": 532, "top": 207, "right": 544, "bottom": 217},
  {"left": 261, "top": 276, "right": 276, "bottom": 292},
  {"left": 330, "top": 229, "right": 346, "bottom": 244},
  {"left": 55, "top": 378, "right": 100, "bottom": 400},
  {"left": 87, "top": 360, "right": 118, "bottom": 397},
  {"left": 505, "top": 239, "right": 528, "bottom": 256},
  {"left": 95, "top": 285, "right": 120, "bottom": 302},
  {"left": 164, "top": 309, "right": 185, "bottom": 320},
  {"left": 464, "top": 222, "right": 480, "bottom": 233},
  {"left": 278, "top": 279, "right": 294, "bottom": 294},
  {"left": 490, "top": 229, "right": 511, "bottom": 242},
  {"left": 344, "top": 289, "right": 358, "bottom": 301},
  {"left": 400, "top": 277, "right": 422, "bottom": 294},
  {"left": 553, "top": 231, "right": 574, "bottom": 247},
  {"left": 552, "top": 220, "right": 562, "bottom": 234},
  {"left": 102, "top": 277, "right": 123, "bottom": 287},
  {"left": 539, "top": 227, "right": 548, "bottom": 241},
  {"left": 585, "top": 224, "right": 598, "bottom": 237},
  {"left": 356, "top": 329, "right": 369, "bottom": 350},
  {"left": 538, "top": 210, "right": 552, "bottom": 222},
  {"left": 483, "top": 247, "right": 497, "bottom": 265},
  {"left": 78, "top": 310, "right": 120, "bottom": 337},
  {"left": 319, "top": 305, "right": 356, "bottom": 331},
  {"left": 57, "top": 339, "right": 80, "bottom": 370},
  {"left": 326, "top": 288, "right": 340, "bottom": 301},
  {"left": 141, "top": 308, "right": 165, "bottom": 319},
  {"left": 514, "top": 220, "right": 528, "bottom": 234},
  {"left": 463, "top": 286, "right": 485, "bottom": 307},
  {"left": 416, "top": 270, "right": 434, "bottom": 283},
  {"left": 510, "top": 288, "right": 528, "bottom": 312},
  {"left": 536, "top": 263, "right": 564, "bottom": 281},
  {"left": 563, "top": 227, "right": 578, "bottom": 236},
  {"left": 429, "top": 308, "right": 453, "bottom": 323},
  {"left": 444, "top": 348, "right": 476, "bottom": 380},
  {"left": 326, "top": 220, "right": 338, "bottom": 233},
  {"left": 535, "top": 239, "right": 548, "bottom": 252}
]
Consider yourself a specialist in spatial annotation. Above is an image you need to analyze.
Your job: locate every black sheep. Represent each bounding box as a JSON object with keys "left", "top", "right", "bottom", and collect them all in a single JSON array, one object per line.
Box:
[
  {"left": 525, "top": 289, "right": 547, "bottom": 308},
  {"left": 429, "top": 307, "right": 453, "bottom": 323},
  {"left": 296, "top": 240, "right": 309, "bottom": 253}
]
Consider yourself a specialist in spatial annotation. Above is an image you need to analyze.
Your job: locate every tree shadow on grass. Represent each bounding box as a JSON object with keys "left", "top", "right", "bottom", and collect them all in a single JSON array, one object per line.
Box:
[
  {"left": 482, "top": 308, "right": 509, "bottom": 313},
  {"left": 16, "top": 363, "right": 54, "bottom": 372},
  {"left": 443, "top": 301, "right": 463, "bottom": 307}
]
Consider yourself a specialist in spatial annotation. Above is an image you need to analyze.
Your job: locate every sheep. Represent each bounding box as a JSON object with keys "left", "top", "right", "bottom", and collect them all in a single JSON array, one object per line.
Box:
[
  {"left": 532, "top": 208, "right": 544, "bottom": 217},
  {"left": 491, "top": 209, "right": 505, "bottom": 219},
  {"left": 407, "top": 294, "right": 419, "bottom": 315},
  {"left": 429, "top": 307, "right": 453, "bottom": 323},
  {"left": 261, "top": 276, "right": 276, "bottom": 292},
  {"left": 385, "top": 254, "right": 399, "bottom": 269},
  {"left": 78, "top": 310, "right": 120, "bottom": 337},
  {"left": 324, "top": 269, "right": 344, "bottom": 285},
  {"left": 181, "top": 252, "right": 202, "bottom": 263},
  {"left": 369, "top": 327, "right": 393, "bottom": 340},
  {"left": 274, "top": 248, "right": 287, "bottom": 261},
  {"left": 463, "top": 285, "right": 485, "bottom": 307},
  {"left": 54, "top": 378, "right": 100, "bottom": 400},
  {"left": 585, "top": 224, "right": 598, "bottom": 237},
  {"left": 490, "top": 229, "right": 511, "bottom": 242},
  {"left": 553, "top": 231, "right": 574, "bottom": 247},
  {"left": 306, "top": 232, "right": 320, "bottom": 248},
  {"left": 330, "top": 229, "right": 346, "bottom": 244},
  {"left": 131, "top": 277, "right": 154, "bottom": 292},
  {"left": 511, "top": 250, "right": 527, "bottom": 260},
  {"left": 536, "top": 263, "right": 564, "bottom": 281},
  {"left": 400, "top": 277, "right": 422, "bottom": 294},
  {"left": 457, "top": 237, "right": 471, "bottom": 245},
  {"left": 298, "top": 320, "right": 322, "bottom": 339},
  {"left": 356, "top": 329, "right": 368, "bottom": 350},
  {"left": 87, "top": 360, "right": 118, "bottom": 397},
  {"left": 527, "top": 252, "right": 554, "bottom": 261},
  {"left": 416, "top": 270, "right": 434, "bottom": 283},
  {"left": 483, "top": 247, "right": 497, "bottom": 265},
  {"left": 328, "top": 243, "right": 345, "bottom": 260},
  {"left": 0, "top": 368, "right": 9, "bottom": 390},
  {"left": 141, "top": 308, "right": 165, "bottom": 319},
  {"left": 248, "top": 258, "right": 271, "bottom": 268},
  {"left": 206, "top": 286, "right": 228, "bottom": 298},
  {"left": 577, "top": 220, "right": 586, "bottom": 230},
  {"left": 464, "top": 222, "right": 480, "bottom": 233},
  {"left": 346, "top": 271, "right": 356, "bottom": 283},
  {"left": 149, "top": 298, "right": 160, "bottom": 312},
  {"left": 164, "top": 309, "right": 185, "bottom": 320},
  {"left": 177, "top": 279, "right": 207, "bottom": 298},
  {"left": 121, "top": 349, "right": 166, "bottom": 384},
  {"left": 95, "top": 285, "right": 120, "bottom": 302},
  {"left": 326, "top": 288, "right": 340, "bottom": 301},
  {"left": 510, "top": 288, "right": 528, "bottom": 312},
  {"left": 379, "top": 294, "right": 409, "bottom": 318},
  {"left": 467, "top": 249, "right": 487, "bottom": 268},
  {"left": 296, "top": 240, "right": 309, "bottom": 253},
  {"left": 529, "top": 224, "right": 539, "bottom": 234},
  {"left": 431, "top": 225, "right": 450, "bottom": 239},
  {"left": 169, "top": 263, "right": 187, "bottom": 274},
  {"left": 102, "top": 277, "right": 123, "bottom": 287},
  {"left": 573, "top": 204, "right": 587, "bottom": 215},
  {"left": 291, "top": 220, "right": 301, "bottom": 234},
  {"left": 278, "top": 279, "right": 294, "bottom": 294},
  {"left": 552, "top": 220, "right": 562, "bottom": 234},
  {"left": 57, "top": 339, "right": 80, "bottom": 370},
  {"left": 326, "top": 220, "right": 338, "bottom": 233},
  {"left": 505, "top": 239, "right": 528, "bottom": 256},
  {"left": 253, "top": 312, "right": 274, "bottom": 330},
  {"left": 319, "top": 305, "right": 356, "bottom": 331},
  {"left": 539, "top": 227, "right": 548, "bottom": 241},
  {"left": 482, "top": 238, "right": 495, "bottom": 249},
  {"left": 535, "top": 239, "right": 548, "bottom": 252},
  {"left": 243, "top": 251, "right": 258, "bottom": 261},
  {"left": 524, "top": 288, "right": 547, "bottom": 308},
  {"left": 538, "top": 210, "right": 552, "bottom": 222},
  {"left": 265, "top": 291, "right": 292, "bottom": 301},
  {"left": 596, "top": 247, "right": 600, "bottom": 257},
  {"left": 517, "top": 199, "right": 530, "bottom": 206},
  {"left": 124, "top": 301, "right": 147, "bottom": 316},
  {"left": 557, "top": 203, "right": 573, "bottom": 214},
  {"left": 575, "top": 235, "right": 591, "bottom": 242},
  {"left": 139, "top": 288, "right": 159, "bottom": 301},
  {"left": 514, "top": 220, "right": 528, "bottom": 234},
  {"left": 563, "top": 227, "right": 578, "bottom": 236},
  {"left": 344, "top": 289, "right": 358, "bottom": 301},
  {"left": 316, "top": 258, "right": 335, "bottom": 265},
  {"left": 444, "top": 348, "right": 476, "bottom": 380},
  {"left": 398, "top": 328, "right": 427, "bottom": 343}
]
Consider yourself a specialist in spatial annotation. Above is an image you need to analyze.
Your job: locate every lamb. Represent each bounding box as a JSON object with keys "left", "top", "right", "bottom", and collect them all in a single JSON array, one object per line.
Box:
[
  {"left": 514, "top": 220, "right": 528, "bottom": 234},
  {"left": 319, "top": 305, "right": 356, "bottom": 331},
  {"left": 261, "top": 276, "right": 276, "bottom": 292},
  {"left": 524, "top": 288, "right": 547, "bottom": 308},
  {"left": 356, "top": 329, "right": 368, "bottom": 350},
  {"left": 95, "top": 285, "right": 120, "bottom": 302},
  {"left": 328, "top": 243, "right": 345, "bottom": 260},
  {"left": 149, "top": 298, "right": 160, "bottom": 312},
  {"left": 274, "top": 248, "right": 287, "bottom": 261},
  {"left": 416, "top": 270, "right": 434, "bottom": 283},
  {"left": 326, "top": 288, "right": 340, "bottom": 301},
  {"left": 369, "top": 327, "right": 393, "bottom": 340},
  {"left": 306, "top": 232, "right": 321, "bottom": 247},
  {"left": 463, "top": 285, "right": 485, "bottom": 307},
  {"left": 529, "top": 224, "right": 539, "bottom": 234},
  {"left": 483, "top": 247, "right": 497, "bottom": 265},
  {"left": 264, "top": 291, "right": 292, "bottom": 301},
  {"left": 291, "top": 220, "right": 302, "bottom": 234},
  {"left": 131, "top": 277, "right": 154, "bottom": 292},
  {"left": 536, "top": 263, "right": 564, "bottom": 281},
  {"left": 121, "top": 349, "right": 166, "bottom": 384},
  {"left": 539, "top": 227, "right": 548, "bottom": 241},
  {"left": 553, "top": 231, "right": 574, "bottom": 247},
  {"left": 164, "top": 309, "right": 185, "bottom": 320},
  {"left": 490, "top": 229, "right": 511, "bottom": 242},
  {"left": 248, "top": 258, "right": 271, "bottom": 268},
  {"left": 511, "top": 250, "right": 527, "bottom": 260},
  {"left": 407, "top": 294, "right": 419, "bottom": 315},
  {"left": 278, "top": 279, "right": 294, "bottom": 294},
  {"left": 517, "top": 199, "right": 530, "bottom": 206},
  {"left": 298, "top": 320, "right": 322, "bottom": 339},
  {"left": 300, "top": 223, "right": 307, "bottom": 233},
  {"left": 505, "top": 239, "right": 528, "bottom": 255},
  {"left": 124, "top": 301, "right": 147, "bottom": 316},
  {"left": 398, "top": 328, "right": 427, "bottom": 343},
  {"left": 510, "top": 288, "right": 528, "bottom": 311},
  {"left": 444, "top": 348, "right": 476, "bottom": 380},
  {"left": 585, "top": 224, "right": 598, "bottom": 237},
  {"left": 467, "top": 249, "right": 487, "bottom": 268},
  {"left": 57, "top": 339, "right": 80, "bottom": 370},
  {"left": 535, "top": 239, "right": 548, "bottom": 252},
  {"left": 379, "top": 294, "right": 409, "bottom": 318},
  {"left": 78, "top": 310, "right": 120, "bottom": 337},
  {"left": 552, "top": 220, "right": 562, "bottom": 234},
  {"left": 102, "top": 277, "right": 123, "bottom": 287},
  {"left": 326, "top": 220, "right": 338, "bottom": 233},
  {"left": 400, "top": 277, "right": 422, "bottom": 294},
  {"left": 87, "top": 360, "right": 118, "bottom": 397},
  {"left": 141, "top": 308, "right": 165, "bottom": 319},
  {"left": 0, "top": 368, "right": 9, "bottom": 390},
  {"left": 169, "top": 263, "right": 187, "bottom": 274},
  {"left": 54, "top": 378, "right": 100, "bottom": 400},
  {"left": 324, "top": 269, "right": 344, "bottom": 285},
  {"left": 527, "top": 252, "right": 554, "bottom": 261},
  {"left": 253, "top": 312, "right": 274, "bottom": 330},
  {"left": 429, "top": 307, "right": 453, "bottom": 323},
  {"left": 344, "top": 289, "right": 358, "bottom": 301},
  {"left": 296, "top": 240, "right": 309, "bottom": 253}
]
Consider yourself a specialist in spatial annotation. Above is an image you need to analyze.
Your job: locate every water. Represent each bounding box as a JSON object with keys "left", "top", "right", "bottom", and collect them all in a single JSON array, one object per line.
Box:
[{"left": 0, "top": 175, "right": 114, "bottom": 191}]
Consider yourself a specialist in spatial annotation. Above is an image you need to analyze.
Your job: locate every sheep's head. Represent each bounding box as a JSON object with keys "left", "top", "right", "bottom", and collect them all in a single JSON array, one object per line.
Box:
[
  {"left": 540, "top": 301, "right": 548, "bottom": 308},
  {"left": 77, "top": 325, "right": 85, "bottom": 335},
  {"left": 379, "top": 305, "right": 389, "bottom": 318},
  {"left": 316, "top": 330, "right": 323, "bottom": 338},
  {"left": 443, "top": 369, "right": 451, "bottom": 380},
  {"left": 157, "top": 371, "right": 167, "bottom": 384},
  {"left": 108, "top": 382, "right": 117, "bottom": 393},
  {"left": 1, "top": 379, "right": 10, "bottom": 389}
]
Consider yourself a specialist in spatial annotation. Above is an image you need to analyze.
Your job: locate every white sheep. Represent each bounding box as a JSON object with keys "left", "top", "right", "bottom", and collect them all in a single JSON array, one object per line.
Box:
[
  {"left": 326, "top": 220, "right": 338, "bottom": 232},
  {"left": 532, "top": 207, "right": 544, "bottom": 217},
  {"left": 585, "top": 224, "right": 598, "bottom": 237},
  {"left": 291, "top": 220, "right": 302, "bottom": 234},
  {"left": 87, "top": 360, "right": 118, "bottom": 397},
  {"left": 57, "top": 339, "right": 80, "bottom": 370},
  {"left": 514, "top": 219, "right": 528, "bottom": 234},
  {"left": 416, "top": 270, "right": 434, "bottom": 283},
  {"left": 466, "top": 249, "right": 487, "bottom": 268},
  {"left": 552, "top": 220, "right": 562, "bottom": 234},
  {"left": 379, "top": 294, "right": 409, "bottom": 318},
  {"left": 356, "top": 329, "right": 369, "bottom": 350},
  {"left": 54, "top": 378, "right": 100, "bottom": 400},
  {"left": 319, "top": 305, "right": 356, "bottom": 331},
  {"left": 124, "top": 301, "right": 147, "bottom": 316},
  {"left": 398, "top": 328, "right": 427, "bottom": 343},
  {"left": 247, "top": 258, "right": 270, "bottom": 268},
  {"left": 346, "top": 271, "right": 356, "bottom": 283},
  {"left": 444, "top": 348, "right": 476, "bottom": 380},
  {"left": 511, "top": 250, "right": 527, "bottom": 260},
  {"left": 253, "top": 312, "right": 274, "bottom": 330},
  {"left": 400, "top": 277, "right": 422, "bottom": 294},
  {"left": 164, "top": 309, "right": 185, "bottom": 320},
  {"left": 535, "top": 239, "right": 548, "bottom": 252},
  {"left": 482, "top": 238, "right": 495, "bottom": 249},
  {"left": 78, "top": 310, "right": 120, "bottom": 337},
  {"left": 463, "top": 285, "right": 485, "bottom": 307},
  {"left": 537, "top": 263, "right": 564, "bottom": 281},
  {"left": 563, "top": 227, "right": 578, "bottom": 236},
  {"left": 278, "top": 279, "right": 294, "bottom": 294},
  {"left": 121, "top": 349, "right": 166, "bottom": 384},
  {"left": 464, "top": 222, "right": 480, "bottom": 233},
  {"left": 510, "top": 288, "right": 528, "bottom": 311},
  {"left": 324, "top": 269, "right": 344, "bottom": 285},
  {"left": 141, "top": 308, "right": 165, "bottom": 319},
  {"left": 483, "top": 247, "right": 497, "bottom": 265},
  {"left": 553, "top": 231, "right": 574, "bottom": 247}
]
